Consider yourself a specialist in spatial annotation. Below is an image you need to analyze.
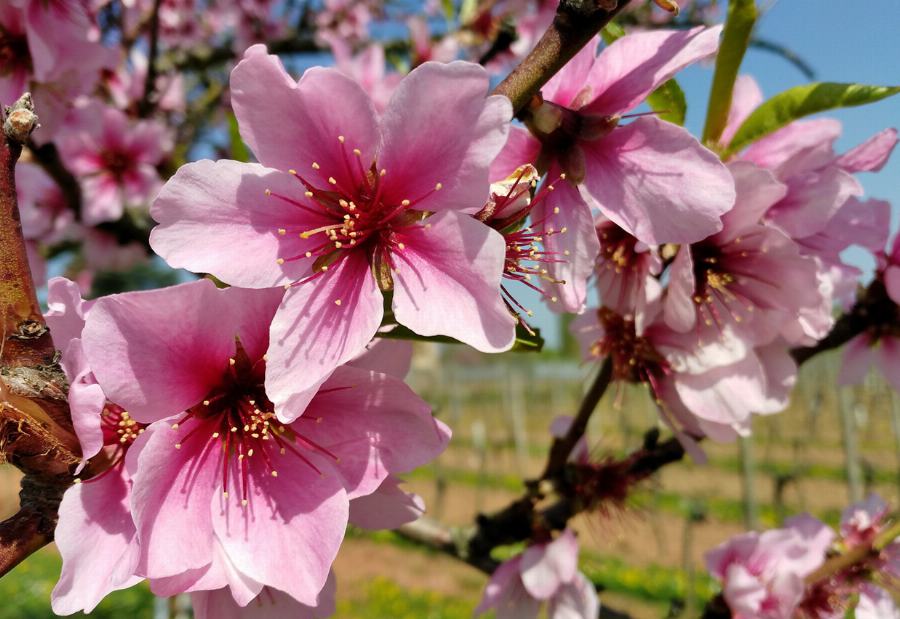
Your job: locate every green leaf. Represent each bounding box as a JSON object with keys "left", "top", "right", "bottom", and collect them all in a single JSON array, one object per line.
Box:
[
  {"left": 724, "top": 82, "right": 900, "bottom": 156},
  {"left": 701, "top": 0, "right": 758, "bottom": 146},
  {"left": 441, "top": 0, "right": 455, "bottom": 22},
  {"left": 227, "top": 113, "right": 250, "bottom": 163},
  {"left": 647, "top": 79, "right": 687, "bottom": 126},
  {"left": 601, "top": 21, "right": 626, "bottom": 45}
]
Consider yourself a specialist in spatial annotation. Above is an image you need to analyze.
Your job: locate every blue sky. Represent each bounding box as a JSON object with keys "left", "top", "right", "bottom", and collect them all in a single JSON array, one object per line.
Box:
[{"left": 525, "top": 0, "right": 900, "bottom": 348}]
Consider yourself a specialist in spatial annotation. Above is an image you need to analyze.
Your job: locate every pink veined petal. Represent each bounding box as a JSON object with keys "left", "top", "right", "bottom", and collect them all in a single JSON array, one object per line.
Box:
[
  {"left": 191, "top": 574, "right": 336, "bottom": 619},
  {"left": 265, "top": 251, "right": 383, "bottom": 423},
  {"left": 580, "top": 117, "right": 734, "bottom": 245},
  {"left": 211, "top": 455, "right": 348, "bottom": 607},
  {"left": 230, "top": 45, "right": 379, "bottom": 185},
  {"left": 838, "top": 333, "right": 875, "bottom": 386},
  {"left": 741, "top": 118, "right": 842, "bottom": 176},
  {"left": 150, "top": 160, "right": 322, "bottom": 288},
  {"left": 348, "top": 337, "right": 413, "bottom": 379},
  {"left": 547, "top": 571, "right": 600, "bottom": 619},
  {"left": 542, "top": 36, "right": 600, "bottom": 108},
  {"left": 720, "top": 74, "right": 764, "bottom": 146},
  {"left": 391, "top": 211, "right": 516, "bottom": 352},
  {"left": 44, "top": 277, "right": 88, "bottom": 351},
  {"left": 51, "top": 470, "right": 142, "bottom": 615},
  {"left": 834, "top": 127, "right": 899, "bottom": 173},
  {"left": 520, "top": 529, "right": 579, "bottom": 600},
  {"left": 754, "top": 344, "right": 797, "bottom": 415},
  {"left": 475, "top": 556, "right": 542, "bottom": 619},
  {"left": 722, "top": 563, "right": 769, "bottom": 616},
  {"left": 875, "top": 337, "right": 900, "bottom": 393},
  {"left": 765, "top": 166, "right": 862, "bottom": 239},
  {"left": 62, "top": 341, "right": 106, "bottom": 467},
  {"left": 82, "top": 280, "right": 277, "bottom": 424},
  {"left": 130, "top": 422, "right": 218, "bottom": 579},
  {"left": 781, "top": 513, "right": 834, "bottom": 575},
  {"left": 148, "top": 538, "right": 263, "bottom": 605},
  {"left": 80, "top": 174, "right": 124, "bottom": 226},
  {"left": 663, "top": 246, "right": 697, "bottom": 332},
  {"left": 301, "top": 365, "right": 451, "bottom": 499},
  {"left": 378, "top": 61, "right": 512, "bottom": 214},
  {"left": 718, "top": 162, "right": 788, "bottom": 241},
  {"left": 536, "top": 179, "right": 599, "bottom": 314},
  {"left": 581, "top": 25, "right": 722, "bottom": 117},
  {"left": 489, "top": 126, "right": 543, "bottom": 181},
  {"left": 348, "top": 475, "right": 425, "bottom": 530}
]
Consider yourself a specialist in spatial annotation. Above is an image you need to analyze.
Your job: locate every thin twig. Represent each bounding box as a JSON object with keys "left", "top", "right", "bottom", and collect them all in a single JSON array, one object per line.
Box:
[
  {"left": 491, "top": 0, "right": 633, "bottom": 114},
  {"left": 137, "top": 0, "right": 164, "bottom": 118}
]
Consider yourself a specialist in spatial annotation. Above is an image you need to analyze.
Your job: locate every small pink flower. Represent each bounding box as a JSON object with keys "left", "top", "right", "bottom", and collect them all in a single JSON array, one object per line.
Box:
[
  {"left": 79, "top": 279, "right": 450, "bottom": 605},
  {"left": 151, "top": 48, "right": 516, "bottom": 417},
  {"left": 475, "top": 529, "right": 598, "bottom": 619},
  {"left": 663, "top": 161, "right": 824, "bottom": 344},
  {"left": 706, "top": 514, "right": 834, "bottom": 619},
  {"left": 326, "top": 35, "right": 400, "bottom": 113},
  {"left": 58, "top": 100, "right": 170, "bottom": 225}
]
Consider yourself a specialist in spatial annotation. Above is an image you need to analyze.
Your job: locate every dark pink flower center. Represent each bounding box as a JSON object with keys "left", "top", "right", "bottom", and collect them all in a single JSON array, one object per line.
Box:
[
  {"left": 100, "top": 149, "right": 136, "bottom": 182},
  {"left": 169, "top": 342, "right": 342, "bottom": 507},
  {"left": 593, "top": 307, "right": 670, "bottom": 389},
  {"left": 0, "top": 27, "right": 30, "bottom": 76},
  {"left": 688, "top": 240, "right": 756, "bottom": 329},
  {"left": 80, "top": 404, "right": 147, "bottom": 484},
  {"left": 266, "top": 136, "right": 442, "bottom": 290}
]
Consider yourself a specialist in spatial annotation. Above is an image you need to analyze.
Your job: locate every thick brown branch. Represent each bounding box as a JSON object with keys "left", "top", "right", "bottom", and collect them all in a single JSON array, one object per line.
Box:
[
  {"left": 491, "top": 0, "right": 632, "bottom": 114},
  {"left": 0, "top": 94, "right": 78, "bottom": 577},
  {"left": 137, "top": 0, "right": 164, "bottom": 118}
]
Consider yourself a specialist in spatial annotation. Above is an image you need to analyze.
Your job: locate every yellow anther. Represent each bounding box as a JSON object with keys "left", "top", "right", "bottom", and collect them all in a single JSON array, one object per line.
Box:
[
  {"left": 288, "top": 168, "right": 297, "bottom": 175},
  {"left": 334, "top": 299, "right": 342, "bottom": 306},
  {"left": 278, "top": 228, "right": 286, "bottom": 235},
  {"left": 311, "top": 162, "right": 320, "bottom": 170}
]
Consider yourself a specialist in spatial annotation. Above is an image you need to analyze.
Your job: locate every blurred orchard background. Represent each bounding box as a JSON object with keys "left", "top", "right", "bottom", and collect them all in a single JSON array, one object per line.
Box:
[{"left": 2, "top": 0, "right": 899, "bottom": 617}]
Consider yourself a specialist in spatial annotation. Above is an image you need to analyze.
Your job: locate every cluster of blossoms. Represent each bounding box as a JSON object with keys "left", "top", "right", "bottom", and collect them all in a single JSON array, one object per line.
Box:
[{"left": 707, "top": 494, "right": 900, "bottom": 618}]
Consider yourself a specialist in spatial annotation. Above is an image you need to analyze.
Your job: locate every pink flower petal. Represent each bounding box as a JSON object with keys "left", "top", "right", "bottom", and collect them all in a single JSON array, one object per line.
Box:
[
  {"left": 348, "top": 338, "right": 413, "bottom": 379},
  {"left": 302, "top": 365, "right": 450, "bottom": 499},
  {"left": 547, "top": 571, "right": 599, "bottom": 619},
  {"left": 490, "top": 126, "right": 542, "bottom": 181},
  {"left": 720, "top": 75, "right": 763, "bottom": 146},
  {"left": 191, "top": 579, "right": 336, "bottom": 619},
  {"left": 130, "top": 423, "right": 218, "bottom": 578},
  {"left": 391, "top": 211, "right": 515, "bottom": 352},
  {"left": 475, "top": 556, "right": 542, "bottom": 619},
  {"left": 231, "top": 45, "right": 379, "bottom": 185},
  {"left": 211, "top": 455, "right": 348, "bottom": 606},
  {"left": 663, "top": 247, "right": 697, "bottom": 332},
  {"left": 348, "top": 475, "right": 425, "bottom": 530},
  {"left": 580, "top": 117, "right": 733, "bottom": 244},
  {"left": 542, "top": 37, "right": 600, "bottom": 108},
  {"left": 520, "top": 529, "right": 579, "bottom": 600},
  {"left": 150, "top": 160, "right": 319, "bottom": 288},
  {"left": 765, "top": 166, "right": 861, "bottom": 239},
  {"left": 875, "top": 337, "right": 900, "bottom": 393},
  {"left": 718, "top": 162, "right": 787, "bottom": 241},
  {"left": 51, "top": 471, "right": 141, "bottom": 615},
  {"left": 886, "top": 266, "right": 900, "bottom": 306},
  {"left": 536, "top": 179, "right": 599, "bottom": 313},
  {"left": 582, "top": 25, "right": 722, "bottom": 116},
  {"left": 378, "top": 61, "right": 511, "bottom": 214},
  {"left": 742, "top": 118, "right": 842, "bottom": 176},
  {"left": 265, "top": 251, "right": 383, "bottom": 423},
  {"left": 83, "top": 281, "right": 281, "bottom": 423},
  {"left": 839, "top": 334, "right": 875, "bottom": 386},
  {"left": 835, "top": 128, "right": 898, "bottom": 173}
]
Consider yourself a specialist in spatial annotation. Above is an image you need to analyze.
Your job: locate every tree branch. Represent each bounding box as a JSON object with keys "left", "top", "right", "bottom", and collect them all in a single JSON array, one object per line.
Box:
[
  {"left": 491, "top": 0, "right": 632, "bottom": 114},
  {"left": 137, "top": 0, "right": 164, "bottom": 118},
  {"left": 0, "top": 94, "right": 78, "bottom": 578}
]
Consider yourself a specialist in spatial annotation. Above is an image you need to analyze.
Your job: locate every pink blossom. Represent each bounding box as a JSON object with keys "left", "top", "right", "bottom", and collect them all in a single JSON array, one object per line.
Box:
[
  {"left": 58, "top": 100, "right": 170, "bottom": 225},
  {"left": 475, "top": 529, "right": 599, "bottom": 619},
  {"left": 408, "top": 16, "right": 459, "bottom": 66},
  {"left": 15, "top": 161, "right": 75, "bottom": 245},
  {"left": 105, "top": 49, "right": 186, "bottom": 114},
  {"left": 79, "top": 279, "right": 450, "bottom": 605},
  {"left": 706, "top": 514, "right": 834, "bottom": 619},
  {"left": 492, "top": 27, "right": 735, "bottom": 311},
  {"left": 663, "top": 161, "right": 824, "bottom": 344},
  {"left": 150, "top": 47, "right": 516, "bottom": 417},
  {"left": 572, "top": 307, "right": 795, "bottom": 445},
  {"left": 314, "top": 0, "right": 376, "bottom": 46}
]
